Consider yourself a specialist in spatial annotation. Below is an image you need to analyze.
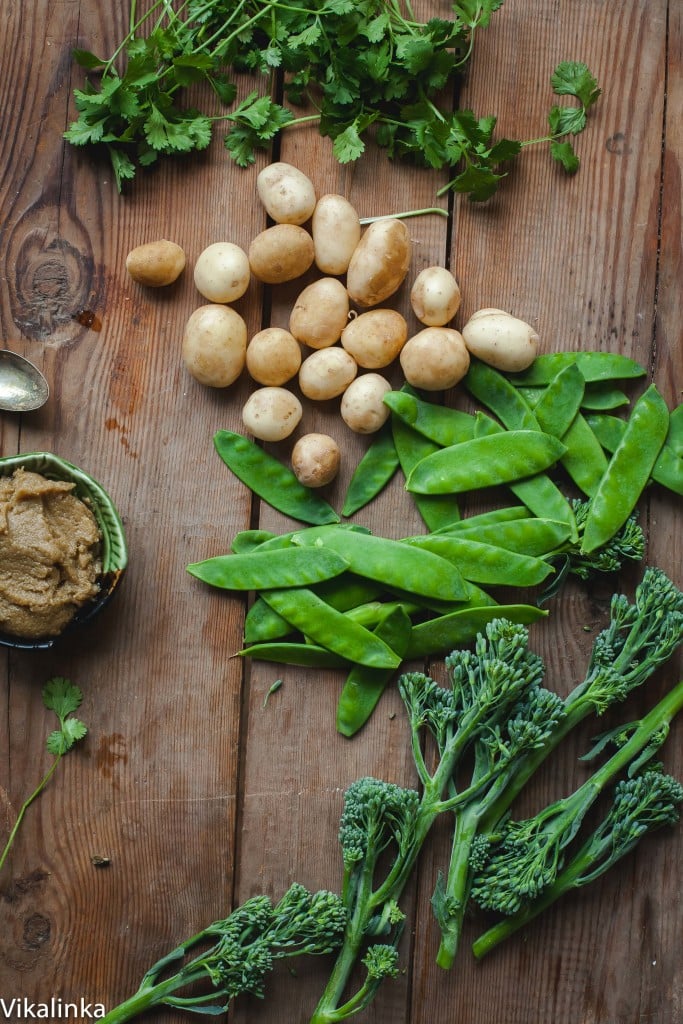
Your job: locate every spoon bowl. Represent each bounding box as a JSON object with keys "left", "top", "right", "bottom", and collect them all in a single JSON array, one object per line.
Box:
[{"left": 0, "top": 350, "right": 49, "bottom": 412}]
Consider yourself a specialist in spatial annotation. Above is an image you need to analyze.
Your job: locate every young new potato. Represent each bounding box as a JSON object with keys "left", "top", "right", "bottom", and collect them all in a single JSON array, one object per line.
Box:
[
  {"left": 289, "top": 278, "right": 350, "bottom": 349},
  {"left": 256, "top": 162, "right": 317, "bottom": 225},
  {"left": 182, "top": 304, "right": 247, "bottom": 388},
  {"left": 462, "top": 309, "right": 540, "bottom": 372},
  {"left": 399, "top": 327, "right": 470, "bottom": 391},
  {"left": 246, "top": 327, "right": 302, "bottom": 386},
  {"left": 311, "top": 194, "right": 362, "bottom": 275},
  {"left": 346, "top": 218, "right": 412, "bottom": 307},
  {"left": 341, "top": 373, "right": 392, "bottom": 434},
  {"left": 299, "top": 347, "right": 357, "bottom": 401},
  {"left": 125, "top": 239, "right": 186, "bottom": 287},
  {"left": 193, "top": 242, "right": 251, "bottom": 303},
  {"left": 248, "top": 225, "right": 315, "bottom": 284},
  {"left": 410, "top": 266, "right": 462, "bottom": 326},
  {"left": 340, "top": 309, "right": 408, "bottom": 369},
  {"left": 242, "top": 387, "right": 302, "bottom": 442},
  {"left": 291, "top": 433, "right": 341, "bottom": 488}
]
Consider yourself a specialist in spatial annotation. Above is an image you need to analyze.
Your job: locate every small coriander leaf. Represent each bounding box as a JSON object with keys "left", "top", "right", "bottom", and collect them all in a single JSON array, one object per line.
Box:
[
  {"left": 332, "top": 122, "right": 365, "bottom": 163},
  {"left": 552, "top": 61, "right": 601, "bottom": 108},
  {"left": 43, "top": 678, "right": 83, "bottom": 718},
  {"left": 550, "top": 139, "right": 580, "bottom": 173}
]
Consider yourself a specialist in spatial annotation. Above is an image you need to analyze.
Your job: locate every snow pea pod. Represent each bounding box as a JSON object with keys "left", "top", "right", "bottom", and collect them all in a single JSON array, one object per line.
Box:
[
  {"left": 432, "top": 505, "right": 530, "bottom": 535},
  {"left": 509, "top": 351, "right": 646, "bottom": 386},
  {"left": 231, "top": 529, "right": 278, "bottom": 553},
  {"left": 291, "top": 526, "right": 469, "bottom": 601},
  {"left": 392, "top": 414, "right": 461, "bottom": 530},
  {"left": 213, "top": 429, "right": 340, "bottom": 525},
  {"left": 237, "top": 641, "right": 350, "bottom": 669},
  {"left": 437, "top": 516, "right": 573, "bottom": 556},
  {"left": 342, "top": 423, "right": 400, "bottom": 517},
  {"left": 666, "top": 403, "right": 683, "bottom": 456},
  {"left": 559, "top": 412, "right": 609, "bottom": 496},
  {"left": 383, "top": 390, "right": 476, "bottom": 447},
  {"left": 531, "top": 363, "right": 585, "bottom": 439},
  {"left": 260, "top": 588, "right": 402, "bottom": 669},
  {"left": 586, "top": 412, "right": 683, "bottom": 496},
  {"left": 406, "top": 430, "right": 567, "bottom": 495},
  {"left": 403, "top": 535, "right": 554, "bottom": 587},
  {"left": 465, "top": 360, "right": 539, "bottom": 430},
  {"left": 336, "top": 606, "right": 413, "bottom": 738},
  {"left": 187, "top": 546, "right": 350, "bottom": 590},
  {"left": 405, "top": 604, "right": 548, "bottom": 659},
  {"left": 581, "top": 384, "right": 670, "bottom": 553},
  {"left": 581, "top": 382, "right": 630, "bottom": 411}
]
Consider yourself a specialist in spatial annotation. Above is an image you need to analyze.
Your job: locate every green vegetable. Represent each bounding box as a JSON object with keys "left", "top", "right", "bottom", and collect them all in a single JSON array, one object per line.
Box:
[
  {"left": 404, "top": 603, "right": 547, "bottom": 659},
  {"left": 213, "top": 430, "right": 339, "bottom": 526},
  {"left": 237, "top": 642, "right": 350, "bottom": 668},
  {"left": 391, "top": 413, "right": 461, "bottom": 530},
  {"left": 65, "top": 3, "right": 599, "bottom": 198},
  {"left": 187, "top": 545, "right": 350, "bottom": 589},
  {"left": 586, "top": 411, "right": 683, "bottom": 496},
  {"left": 470, "top": 688, "right": 683, "bottom": 956},
  {"left": 403, "top": 534, "right": 556, "bottom": 587},
  {"left": 383, "top": 390, "right": 476, "bottom": 447},
  {"left": 341, "top": 424, "right": 400, "bottom": 517},
  {"left": 509, "top": 351, "right": 647, "bottom": 385},
  {"left": 0, "top": 678, "right": 87, "bottom": 874},
  {"left": 98, "top": 883, "right": 347, "bottom": 1023}
]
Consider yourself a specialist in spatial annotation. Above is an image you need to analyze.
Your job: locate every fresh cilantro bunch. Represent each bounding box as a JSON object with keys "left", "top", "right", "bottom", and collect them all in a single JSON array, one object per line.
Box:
[{"left": 0, "top": 678, "right": 87, "bottom": 873}]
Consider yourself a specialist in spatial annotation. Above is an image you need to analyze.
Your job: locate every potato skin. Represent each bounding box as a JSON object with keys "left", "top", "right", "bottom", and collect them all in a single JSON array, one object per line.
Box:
[
  {"left": 340, "top": 373, "right": 392, "bottom": 434},
  {"left": 298, "top": 347, "right": 358, "bottom": 400},
  {"left": 246, "top": 327, "right": 302, "bottom": 386},
  {"left": 410, "top": 266, "right": 461, "bottom": 326},
  {"left": 289, "top": 278, "right": 350, "bottom": 349},
  {"left": 341, "top": 309, "right": 408, "bottom": 369},
  {"left": 312, "top": 194, "right": 362, "bottom": 275},
  {"left": 125, "top": 239, "right": 186, "bottom": 287},
  {"left": 242, "top": 387, "right": 303, "bottom": 442},
  {"left": 182, "top": 304, "right": 247, "bottom": 388},
  {"left": 248, "top": 225, "right": 315, "bottom": 284},
  {"left": 256, "top": 162, "right": 317, "bottom": 225},
  {"left": 346, "top": 219, "right": 411, "bottom": 308},
  {"left": 399, "top": 327, "right": 470, "bottom": 391},
  {"left": 461, "top": 311, "right": 539, "bottom": 372},
  {"left": 193, "top": 242, "right": 250, "bottom": 303},
  {"left": 291, "top": 433, "right": 341, "bottom": 487}
]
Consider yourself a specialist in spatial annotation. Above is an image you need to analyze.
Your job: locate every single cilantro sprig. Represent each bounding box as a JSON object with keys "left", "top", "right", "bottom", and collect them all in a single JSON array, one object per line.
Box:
[{"left": 0, "top": 678, "right": 88, "bottom": 874}]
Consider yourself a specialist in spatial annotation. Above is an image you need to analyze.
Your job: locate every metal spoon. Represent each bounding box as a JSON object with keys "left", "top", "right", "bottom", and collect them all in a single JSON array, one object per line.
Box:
[{"left": 0, "top": 350, "right": 49, "bottom": 412}]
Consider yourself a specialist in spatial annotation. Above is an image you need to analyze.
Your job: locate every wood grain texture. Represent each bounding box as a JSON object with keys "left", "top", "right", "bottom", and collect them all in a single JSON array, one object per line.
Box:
[{"left": 1, "top": 1, "right": 682, "bottom": 1022}]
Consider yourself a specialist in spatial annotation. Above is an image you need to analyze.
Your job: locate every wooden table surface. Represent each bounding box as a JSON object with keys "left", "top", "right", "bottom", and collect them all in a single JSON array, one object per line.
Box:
[{"left": 1, "top": 2, "right": 682, "bottom": 1022}]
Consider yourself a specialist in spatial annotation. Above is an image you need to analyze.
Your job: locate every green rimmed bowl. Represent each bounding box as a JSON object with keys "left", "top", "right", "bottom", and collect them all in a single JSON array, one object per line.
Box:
[{"left": 0, "top": 452, "right": 128, "bottom": 650}]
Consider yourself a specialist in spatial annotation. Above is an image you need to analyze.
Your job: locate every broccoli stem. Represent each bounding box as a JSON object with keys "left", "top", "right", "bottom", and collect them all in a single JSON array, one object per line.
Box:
[{"left": 434, "top": 805, "right": 480, "bottom": 969}]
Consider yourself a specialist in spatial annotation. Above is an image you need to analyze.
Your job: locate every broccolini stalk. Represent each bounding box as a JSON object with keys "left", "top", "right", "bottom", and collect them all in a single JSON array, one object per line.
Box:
[
  {"left": 471, "top": 684, "right": 683, "bottom": 957},
  {"left": 310, "top": 619, "right": 567, "bottom": 1021},
  {"left": 100, "top": 884, "right": 346, "bottom": 1024},
  {"left": 433, "top": 565, "right": 683, "bottom": 969}
]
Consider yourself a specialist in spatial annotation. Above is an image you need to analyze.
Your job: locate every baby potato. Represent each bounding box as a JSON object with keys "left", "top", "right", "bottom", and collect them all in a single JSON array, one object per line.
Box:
[
  {"left": 289, "top": 278, "right": 350, "bottom": 350},
  {"left": 340, "top": 373, "right": 392, "bottom": 434},
  {"left": 346, "top": 218, "right": 411, "bottom": 308},
  {"left": 340, "top": 309, "right": 408, "bottom": 369},
  {"left": 125, "top": 239, "right": 186, "bottom": 287},
  {"left": 242, "top": 387, "right": 303, "bottom": 442},
  {"left": 248, "top": 224, "right": 315, "bottom": 284},
  {"left": 399, "top": 327, "right": 470, "bottom": 391},
  {"left": 256, "top": 162, "right": 317, "bottom": 225},
  {"left": 311, "top": 194, "right": 362, "bottom": 275},
  {"left": 193, "top": 242, "right": 251, "bottom": 303},
  {"left": 246, "top": 327, "right": 302, "bottom": 386},
  {"left": 299, "top": 347, "right": 358, "bottom": 401},
  {"left": 291, "top": 433, "right": 341, "bottom": 488},
  {"left": 461, "top": 310, "right": 539, "bottom": 372},
  {"left": 182, "top": 304, "right": 247, "bottom": 388},
  {"left": 410, "top": 266, "right": 462, "bottom": 326}
]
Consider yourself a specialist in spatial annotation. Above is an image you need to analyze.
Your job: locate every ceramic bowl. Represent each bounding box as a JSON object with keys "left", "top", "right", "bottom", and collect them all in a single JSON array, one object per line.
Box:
[{"left": 0, "top": 451, "right": 128, "bottom": 650}]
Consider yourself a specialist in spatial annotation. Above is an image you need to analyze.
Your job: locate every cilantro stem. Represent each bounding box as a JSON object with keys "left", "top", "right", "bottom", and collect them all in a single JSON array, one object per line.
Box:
[
  {"left": 0, "top": 756, "right": 62, "bottom": 874},
  {"left": 359, "top": 207, "right": 449, "bottom": 224}
]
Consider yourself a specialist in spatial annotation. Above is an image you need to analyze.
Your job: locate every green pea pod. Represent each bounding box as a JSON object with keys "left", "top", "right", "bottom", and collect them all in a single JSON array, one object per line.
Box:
[
  {"left": 436, "top": 516, "right": 573, "bottom": 556},
  {"left": 402, "top": 535, "right": 555, "bottom": 587},
  {"left": 465, "top": 361, "right": 539, "bottom": 430},
  {"left": 391, "top": 414, "right": 461, "bottom": 530},
  {"left": 405, "top": 604, "right": 548, "bottom": 659},
  {"left": 244, "top": 596, "right": 293, "bottom": 643},
  {"left": 586, "top": 412, "right": 683, "bottom": 496},
  {"left": 383, "top": 390, "right": 476, "bottom": 447},
  {"left": 237, "top": 641, "right": 350, "bottom": 669},
  {"left": 214, "top": 429, "right": 340, "bottom": 525},
  {"left": 508, "top": 351, "right": 646, "bottom": 386},
  {"left": 432, "top": 505, "right": 530, "bottom": 535},
  {"left": 336, "top": 606, "right": 413, "bottom": 738},
  {"left": 344, "top": 599, "right": 422, "bottom": 629},
  {"left": 581, "top": 384, "right": 670, "bottom": 553},
  {"left": 666, "top": 403, "right": 683, "bottom": 457},
  {"left": 187, "top": 546, "right": 350, "bottom": 590},
  {"left": 291, "top": 526, "right": 469, "bottom": 602},
  {"left": 531, "top": 363, "right": 585, "bottom": 439},
  {"left": 244, "top": 575, "right": 383, "bottom": 644},
  {"left": 559, "top": 412, "right": 609, "bottom": 496},
  {"left": 231, "top": 529, "right": 278, "bottom": 553},
  {"left": 261, "top": 588, "right": 402, "bottom": 669},
  {"left": 581, "top": 382, "right": 630, "bottom": 411},
  {"left": 406, "top": 430, "right": 567, "bottom": 495},
  {"left": 342, "top": 423, "right": 400, "bottom": 517}
]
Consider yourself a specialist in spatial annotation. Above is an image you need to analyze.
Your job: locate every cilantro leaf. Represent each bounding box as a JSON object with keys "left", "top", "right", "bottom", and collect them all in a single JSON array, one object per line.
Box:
[
  {"left": 43, "top": 677, "right": 83, "bottom": 718},
  {"left": 552, "top": 61, "right": 601, "bottom": 108},
  {"left": 332, "top": 122, "right": 366, "bottom": 163},
  {"left": 46, "top": 718, "right": 88, "bottom": 756},
  {"left": 550, "top": 139, "right": 580, "bottom": 173}
]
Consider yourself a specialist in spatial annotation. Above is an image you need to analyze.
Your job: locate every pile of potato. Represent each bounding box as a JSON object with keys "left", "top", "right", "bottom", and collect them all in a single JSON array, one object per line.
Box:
[{"left": 125, "top": 162, "right": 539, "bottom": 488}]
